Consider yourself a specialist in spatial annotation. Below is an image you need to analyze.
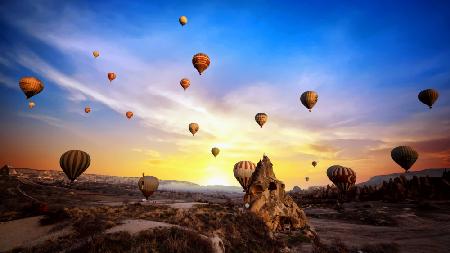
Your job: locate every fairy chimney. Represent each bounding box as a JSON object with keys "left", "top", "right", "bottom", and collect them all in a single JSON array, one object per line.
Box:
[{"left": 243, "top": 155, "right": 309, "bottom": 232}]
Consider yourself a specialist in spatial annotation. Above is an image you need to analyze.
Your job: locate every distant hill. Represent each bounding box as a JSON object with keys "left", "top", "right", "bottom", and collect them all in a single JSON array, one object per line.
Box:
[
  {"left": 12, "top": 168, "right": 243, "bottom": 193},
  {"left": 359, "top": 168, "right": 448, "bottom": 187}
]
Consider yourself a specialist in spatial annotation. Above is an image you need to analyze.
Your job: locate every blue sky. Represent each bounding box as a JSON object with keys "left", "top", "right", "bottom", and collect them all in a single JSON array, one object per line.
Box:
[{"left": 0, "top": 0, "right": 449, "bottom": 187}]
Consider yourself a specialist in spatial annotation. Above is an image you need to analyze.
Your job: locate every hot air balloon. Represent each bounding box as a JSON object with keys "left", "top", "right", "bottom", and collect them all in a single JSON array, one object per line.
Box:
[
  {"left": 108, "top": 72, "right": 116, "bottom": 82},
  {"left": 305, "top": 177, "right": 310, "bottom": 182},
  {"left": 28, "top": 101, "right": 35, "bottom": 109},
  {"left": 211, "top": 147, "right": 220, "bottom": 157},
  {"left": 391, "top": 146, "right": 418, "bottom": 172},
  {"left": 300, "top": 91, "right": 318, "bottom": 112},
  {"left": 179, "top": 16, "right": 188, "bottom": 26},
  {"left": 60, "top": 150, "right": 90, "bottom": 182},
  {"left": 126, "top": 111, "right": 133, "bottom": 119},
  {"left": 180, "top": 78, "right": 190, "bottom": 91},
  {"left": 255, "top": 113, "right": 268, "bottom": 128},
  {"left": 192, "top": 53, "right": 210, "bottom": 75},
  {"left": 85, "top": 107, "right": 91, "bottom": 113},
  {"left": 189, "top": 123, "right": 199, "bottom": 136},
  {"left": 138, "top": 173, "right": 159, "bottom": 200},
  {"left": 312, "top": 161, "right": 317, "bottom": 167},
  {"left": 19, "top": 77, "right": 44, "bottom": 99},
  {"left": 418, "top": 89, "right": 439, "bottom": 109},
  {"left": 326, "top": 165, "right": 356, "bottom": 193},
  {"left": 93, "top": 50, "right": 100, "bottom": 58},
  {"left": 233, "top": 161, "right": 256, "bottom": 191}
]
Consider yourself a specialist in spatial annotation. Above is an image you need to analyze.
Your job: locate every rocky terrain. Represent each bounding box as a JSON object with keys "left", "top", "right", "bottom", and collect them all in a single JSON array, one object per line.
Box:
[{"left": 1, "top": 167, "right": 450, "bottom": 252}]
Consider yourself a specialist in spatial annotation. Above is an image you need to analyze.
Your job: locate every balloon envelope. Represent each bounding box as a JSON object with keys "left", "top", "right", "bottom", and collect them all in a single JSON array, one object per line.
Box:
[
  {"left": 179, "top": 16, "right": 188, "bottom": 26},
  {"left": 391, "top": 146, "right": 418, "bottom": 172},
  {"left": 192, "top": 53, "right": 210, "bottom": 75},
  {"left": 126, "top": 111, "right": 133, "bottom": 119},
  {"left": 211, "top": 147, "right": 220, "bottom": 157},
  {"left": 60, "top": 150, "right": 91, "bottom": 182},
  {"left": 418, "top": 89, "right": 439, "bottom": 109},
  {"left": 300, "top": 91, "right": 318, "bottom": 112},
  {"left": 312, "top": 161, "right": 317, "bottom": 167},
  {"left": 93, "top": 51, "right": 100, "bottom": 58},
  {"left": 233, "top": 161, "right": 256, "bottom": 191},
  {"left": 28, "top": 101, "right": 36, "bottom": 109},
  {"left": 255, "top": 113, "right": 268, "bottom": 128},
  {"left": 138, "top": 174, "right": 159, "bottom": 200},
  {"left": 108, "top": 72, "right": 116, "bottom": 82},
  {"left": 180, "top": 78, "right": 190, "bottom": 90},
  {"left": 85, "top": 107, "right": 91, "bottom": 113},
  {"left": 19, "top": 77, "right": 44, "bottom": 99},
  {"left": 326, "top": 165, "right": 356, "bottom": 193},
  {"left": 189, "top": 123, "right": 199, "bottom": 136}
]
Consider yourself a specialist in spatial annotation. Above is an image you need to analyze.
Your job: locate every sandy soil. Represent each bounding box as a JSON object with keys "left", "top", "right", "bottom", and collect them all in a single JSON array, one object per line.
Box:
[
  {"left": 105, "top": 219, "right": 176, "bottom": 234},
  {"left": 309, "top": 210, "right": 450, "bottom": 253},
  {"left": 0, "top": 216, "right": 71, "bottom": 252}
]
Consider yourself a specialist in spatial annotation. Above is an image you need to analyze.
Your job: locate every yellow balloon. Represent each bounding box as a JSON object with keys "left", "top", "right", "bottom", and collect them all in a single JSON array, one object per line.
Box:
[
  {"left": 179, "top": 16, "right": 188, "bottom": 26},
  {"left": 211, "top": 147, "right": 220, "bottom": 157}
]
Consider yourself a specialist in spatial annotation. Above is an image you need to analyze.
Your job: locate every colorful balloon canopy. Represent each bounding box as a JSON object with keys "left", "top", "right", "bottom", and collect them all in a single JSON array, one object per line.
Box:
[
  {"left": 108, "top": 72, "right": 116, "bottom": 82},
  {"left": 192, "top": 53, "right": 210, "bottom": 75},
  {"left": 93, "top": 50, "right": 100, "bottom": 58},
  {"left": 312, "top": 161, "right": 317, "bottom": 167},
  {"left": 179, "top": 16, "right": 188, "bottom": 26},
  {"left": 255, "top": 113, "right": 268, "bottom": 128},
  {"left": 418, "top": 89, "right": 439, "bottom": 109},
  {"left": 180, "top": 78, "right": 190, "bottom": 90},
  {"left": 211, "top": 147, "right": 220, "bottom": 157},
  {"left": 391, "top": 146, "right": 418, "bottom": 172},
  {"left": 19, "top": 77, "right": 44, "bottom": 99},
  {"left": 138, "top": 173, "right": 159, "bottom": 200},
  {"left": 28, "top": 101, "right": 35, "bottom": 109},
  {"left": 189, "top": 123, "right": 199, "bottom": 136},
  {"left": 326, "top": 165, "right": 356, "bottom": 193},
  {"left": 60, "top": 150, "right": 91, "bottom": 182},
  {"left": 126, "top": 111, "right": 133, "bottom": 119},
  {"left": 233, "top": 161, "right": 256, "bottom": 191},
  {"left": 300, "top": 91, "right": 318, "bottom": 112},
  {"left": 85, "top": 107, "right": 91, "bottom": 113}
]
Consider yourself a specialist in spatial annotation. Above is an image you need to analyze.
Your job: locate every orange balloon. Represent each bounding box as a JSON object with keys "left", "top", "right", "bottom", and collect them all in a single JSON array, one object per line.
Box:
[
  {"left": 85, "top": 107, "right": 91, "bottom": 113},
  {"left": 108, "top": 72, "right": 116, "bottom": 82},
  {"left": 180, "top": 78, "right": 190, "bottom": 90},
  {"left": 28, "top": 101, "right": 36, "bottom": 109},
  {"left": 192, "top": 53, "right": 210, "bottom": 75},
  {"left": 126, "top": 111, "right": 133, "bottom": 119}
]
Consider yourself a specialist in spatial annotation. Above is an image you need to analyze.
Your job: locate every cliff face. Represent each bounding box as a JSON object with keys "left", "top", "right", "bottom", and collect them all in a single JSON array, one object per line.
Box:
[{"left": 243, "top": 155, "right": 309, "bottom": 232}]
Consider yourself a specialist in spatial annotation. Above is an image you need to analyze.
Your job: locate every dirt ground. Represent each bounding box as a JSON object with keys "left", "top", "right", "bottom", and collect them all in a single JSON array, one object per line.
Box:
[{"left": 2, "top": 175, "right": 450, "bottom": 252}]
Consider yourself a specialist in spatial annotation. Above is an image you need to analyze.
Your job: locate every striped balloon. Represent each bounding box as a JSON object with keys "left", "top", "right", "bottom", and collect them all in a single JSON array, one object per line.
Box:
[
  {"left": 300, "top": 91, "right": 318, "bottom": 112},
  {"left": 19, "top": 77, "right": 44, "bottom": 99},
  {"left": 180, "top": 78, "right": 190, "bottom": 90},
  {"left": 138, "top": 174, "right": 159, "bottom": 200},
  {"left": 192, "top": 53, "right": 210, "bottom": 75},
  {"left": 326, "top": 165, "right": 356, "bottom": 193},
  {"left": 60, "top": 150, "right": 91, "bottom": 182},
  {"left": 418, "top": 89, "right": 439, "bottom": 109},
  {"left": 391, "top": 146, "right": 418, "bottom": 172},
  {"left": 189, "top": 123, "right": 199, "bottom": 136},
  {"left": 233, "top": 161, "right": 256, "bottom": 190},
  {"left": 255, "top": 113, "right": 268, "bottom": 128}
]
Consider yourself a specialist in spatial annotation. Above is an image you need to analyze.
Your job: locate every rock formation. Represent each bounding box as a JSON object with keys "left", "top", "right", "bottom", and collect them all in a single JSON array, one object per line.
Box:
[{"left": 243, "top": 155, "right": 309, "bottom": 232}]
